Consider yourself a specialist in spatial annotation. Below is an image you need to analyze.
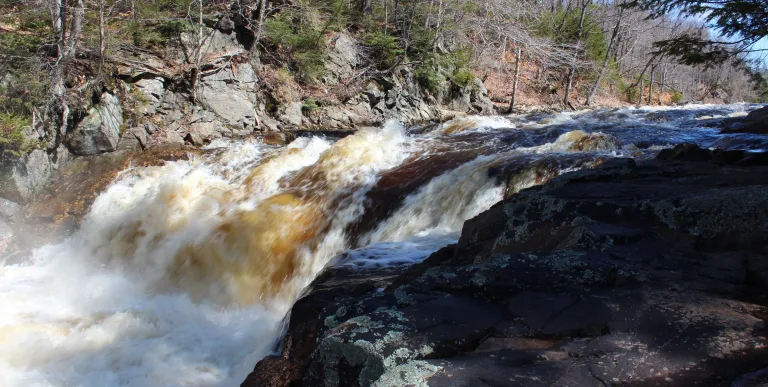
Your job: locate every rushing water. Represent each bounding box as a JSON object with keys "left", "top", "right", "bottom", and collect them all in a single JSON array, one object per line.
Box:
[{"left": 1, "top": 104, "right": 765, "bottom": 387}]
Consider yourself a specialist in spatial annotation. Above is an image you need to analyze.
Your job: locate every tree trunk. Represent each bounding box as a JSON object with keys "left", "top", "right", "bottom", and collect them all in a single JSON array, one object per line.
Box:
[
  {"left": 508, "top": 46, "right": 522, "bottom": 113},
  {"left": 499, "top": 36, "right": 506, "bottom": 69},
  {"left": 639, "top": 78, "right": 644, "bottom": 105},
  {"left": 49, "top": 0, "right": 63, "bottom": 43},
  {"left": 256, "top": 0, "right": 268, "bottom": 43},
  {"left": 626, "top": 52, "right": 660, "bottom": 101},
  {"left": 563, "top": 0, "right": 589, "bottom": 108},
  {"left": 586, "top": 6, "right": 622, "bottom": 106},
  {"left": 648, "top": 65, "right": 655, "bottom": 105},
  {"left": 192, "top": 0, "right": 204, "bottom": 103},
  {"left": 658, "top": 64, "right": 666, "bottom": 105},
  {"left": 45, "top": 0, "right": 84, "bottom": 149},
  {"left": 131, "top": 0, "right": 139, "bottom": 46},
  {"left": 433, "top": 0, "right": 444, "bottom": 52},
  {"left": 97, "top": 0, "right": 106, "bottom": 82}
]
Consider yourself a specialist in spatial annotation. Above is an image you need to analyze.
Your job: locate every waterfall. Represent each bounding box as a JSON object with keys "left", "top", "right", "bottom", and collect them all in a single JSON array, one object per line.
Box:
[{"left": 0, "top": 104, "right": 762, "bottom": 387}]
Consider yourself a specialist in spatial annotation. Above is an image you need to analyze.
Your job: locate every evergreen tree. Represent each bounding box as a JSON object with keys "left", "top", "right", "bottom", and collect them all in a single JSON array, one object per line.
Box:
[{"left": 627, "top": 0, "right": 768, "bottom": 66}]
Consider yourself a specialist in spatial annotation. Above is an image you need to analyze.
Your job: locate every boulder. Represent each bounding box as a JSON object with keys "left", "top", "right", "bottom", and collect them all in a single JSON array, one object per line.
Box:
[
  {"left": 278, "top": 102, "right": 304, "bottom": 128},
  {"left": 243, "top": 146, "right": 768, "bottom": 387},
  {"left": 198, "top": 64, "right": 258, "bottom": 130},
  {"left": 0, "top": 196, "right": 21, "bottom": 221},
  {"left": 116, "top": 126, "right": 149, "bottom": 151},
  {"left": 0, "top": 147, "right": 64, "bottom": 202},
  {"left": 133, "top": 77, "right": 165, "bottom": 115},
  {"left": 723, "top": 105, "right": 768, "bottom": 134},
  {"left": 148, "top": 129, "right": 185, "bottom": 148},
  {"left": 66, "top": 93, "right": 123, "bottom": 155}
]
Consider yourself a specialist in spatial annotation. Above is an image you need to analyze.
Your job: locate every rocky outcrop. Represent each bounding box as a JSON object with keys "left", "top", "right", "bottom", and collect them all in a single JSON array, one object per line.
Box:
[
  {"left": 723, "top": 105, "right": 768, "bottom": 134},
  {"left": 0, "top": 144, "right": 71, "bottom": 202},
  {"left": 244, "top": 144, "right": 768, "bottom": 387},
  {"left": 66, "top": 92, "right": 124, "bottom": 155},
  {"left": 4, "top": 14, "right": 499, "bottom": 200}
]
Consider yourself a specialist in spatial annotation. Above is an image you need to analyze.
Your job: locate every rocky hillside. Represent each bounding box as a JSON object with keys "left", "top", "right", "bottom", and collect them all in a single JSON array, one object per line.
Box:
[
  {"left": 0, "top": 17, "right": 494, "bottom": 203},
  {"left": 243, "top": 144, "right": 768, "bottom": 386}
]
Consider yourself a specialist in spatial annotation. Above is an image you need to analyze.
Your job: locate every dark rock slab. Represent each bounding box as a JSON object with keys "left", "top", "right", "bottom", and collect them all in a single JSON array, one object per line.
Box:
[
  {"left": 723, "top": 105, "right": 768, "bottom": 134},
  {"left": 243, "top": 145, "right": 768, "bottom": 387}
]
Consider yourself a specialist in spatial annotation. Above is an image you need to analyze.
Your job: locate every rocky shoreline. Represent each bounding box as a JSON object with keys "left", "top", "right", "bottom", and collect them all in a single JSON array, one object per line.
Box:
[{"left": 242, "top": 143, "right": 768, "bottom": 386}]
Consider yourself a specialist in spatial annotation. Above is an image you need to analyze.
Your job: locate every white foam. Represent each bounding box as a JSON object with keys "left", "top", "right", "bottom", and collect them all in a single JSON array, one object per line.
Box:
[{"left": 0, "top": 122, "right": 415, "bottom": 387}]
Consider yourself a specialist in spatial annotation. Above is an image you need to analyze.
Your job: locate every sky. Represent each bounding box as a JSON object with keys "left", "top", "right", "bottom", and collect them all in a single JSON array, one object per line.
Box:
[{"left": 750, "top": 37, "right": 768, "bottom": 66}]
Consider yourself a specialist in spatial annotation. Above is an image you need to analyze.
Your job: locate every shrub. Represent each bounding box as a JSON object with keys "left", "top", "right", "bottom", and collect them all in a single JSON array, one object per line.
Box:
[
  {"left": 301, "top": 98, "right": 320, "bottom": 114},
  {"left": 364, "top": 32, "right": 403, "bottom": 69},
  {"left": 450, "top": 69, "right": 475, "bottom": 89},
  {"left": 415, "top": 66, "right": 446, "bottom": 94},
  {"left": 264, "top": 12, "right": 329, "bottom": 82},
  {"left": 535, "top": 7, "right": 609, "bottom": 70},
  {"left": 671, "top": 90, "right": 684, "bottom": 104},
  {"left": 0, "top": 113, "right": 37, "bottom": 160}
]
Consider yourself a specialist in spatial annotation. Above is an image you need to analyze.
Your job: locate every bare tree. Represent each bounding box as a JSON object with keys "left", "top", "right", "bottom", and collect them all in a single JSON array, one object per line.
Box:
[
  {"left": 563, "top": 0, "right": 590, "bottom": 109},
  {"left": 508, "top": 46, "right": 522, "bottom": 112},
  {"left": 45, "top": 0, "right": 85, "bottom": 147},
  {"left": 586, "top": 4, "right": 623, "bottom": 106}
]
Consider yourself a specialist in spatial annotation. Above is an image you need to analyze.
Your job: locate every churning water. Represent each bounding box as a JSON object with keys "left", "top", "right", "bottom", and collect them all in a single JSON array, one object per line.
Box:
[{"left": 0, "top": 104, "right": 764, "bottom": 386}]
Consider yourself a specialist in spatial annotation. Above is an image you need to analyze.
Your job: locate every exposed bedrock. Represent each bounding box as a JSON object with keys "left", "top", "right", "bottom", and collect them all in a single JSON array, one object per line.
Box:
[{"left": 243, "top": 144, "right": 768, "bottom": 387}]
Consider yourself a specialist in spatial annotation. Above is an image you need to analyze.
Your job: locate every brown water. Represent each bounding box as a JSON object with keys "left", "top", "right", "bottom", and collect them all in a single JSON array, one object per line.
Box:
[{"left": 0, "top": 104, "right": 765, "bottom": 387}]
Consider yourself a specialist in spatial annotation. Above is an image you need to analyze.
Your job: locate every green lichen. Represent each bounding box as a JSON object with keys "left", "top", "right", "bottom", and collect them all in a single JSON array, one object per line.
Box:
[{"left": 373, "top": 360, "right": 443, "bottom": 387}]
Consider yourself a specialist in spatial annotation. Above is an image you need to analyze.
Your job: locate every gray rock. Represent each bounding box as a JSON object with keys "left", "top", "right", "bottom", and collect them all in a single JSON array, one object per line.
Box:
[
  {"left": 66, "top": 93, "right": 123, "bottom": 155},
  {"left": 116, "top": 127, "right": 149, "bottom": 151},
  {"left": 0, "top": 197, "right": 21, "bottom": 220},
  {"left": 149, "top": 130, "right": 185, "bottom": 148},
  {"left": 198, "top": 64, "right": 258, "bottom": 129},
  {"left": 1, "top": 148, "right": 53, "bottom": 202},
  {"left": 324, "top": 34, "right": 359, "bottom": 85},
  {"left": 133, "top": 77, "right": 165, "bottom": 115},
  {"left": 145, "top": 122, "right": 158, "bottom": 134},
  {"left": 131, "top": 127, "right": 148, "bottom": 148},
  {"left": 260, "top": 116, "right": 281, "bottom": 132},
  {"left": 278, "top": 102, "right": 304, "bottom": 128},
  {"left": 186, "top": 121, "right": 226, "bottom": 145}
]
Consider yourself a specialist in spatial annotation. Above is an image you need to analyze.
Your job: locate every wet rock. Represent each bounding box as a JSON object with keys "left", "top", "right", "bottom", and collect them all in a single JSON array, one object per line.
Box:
[
  {"left": 645, "top": 112, "right": 673, "bottom": 122},
  {"left": 724, "top": 105, "right": 768, "bottom": 134},
  {"left": 66, "top": 93, "right": 124, "bottom": 155},
  {"left": 243, "top": 146, "right": 768, "bottom": 387},
  {"left": 261, "top": 131, "right": 289, "bottom": 145}
]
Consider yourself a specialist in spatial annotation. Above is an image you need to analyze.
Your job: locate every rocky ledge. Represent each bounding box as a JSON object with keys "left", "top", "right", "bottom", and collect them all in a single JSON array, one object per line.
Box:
[{"left": 243, "top": 144, "right": 768, "bottom": 387}]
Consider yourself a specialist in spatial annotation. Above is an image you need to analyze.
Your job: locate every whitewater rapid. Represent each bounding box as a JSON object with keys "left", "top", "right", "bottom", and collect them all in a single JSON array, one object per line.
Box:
[{"left": 1, "top": 104, "right": 764, "bottom": 387}]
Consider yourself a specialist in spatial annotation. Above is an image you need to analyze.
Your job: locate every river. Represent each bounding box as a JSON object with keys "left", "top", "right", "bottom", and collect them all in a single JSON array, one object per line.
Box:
[{"left": 0, "top": 104, "right": 765, "bottom": 387}]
